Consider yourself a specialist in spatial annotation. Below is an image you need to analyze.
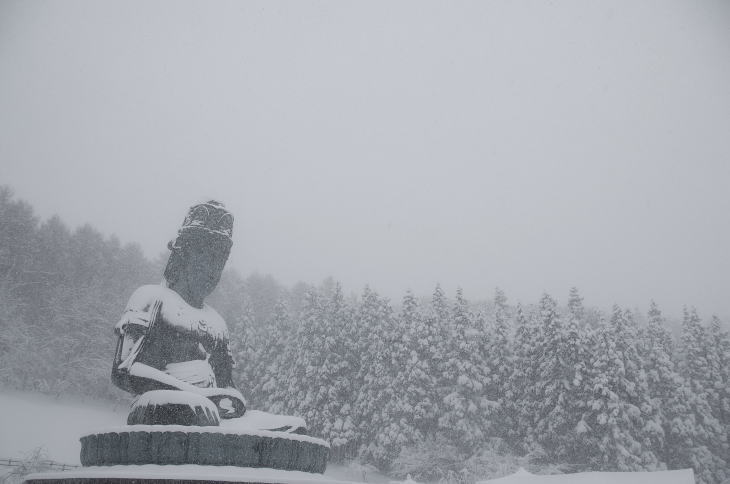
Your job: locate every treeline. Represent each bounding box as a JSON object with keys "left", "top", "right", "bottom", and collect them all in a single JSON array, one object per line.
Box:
[
  {"left": 0, "top": 187, "right": 161, "bottom": 398},
  {"left": 1, "top": 187, "right": 728, "bottom": 483},
  {"left": 235, "top": 284, "right": 729, "bottom": 483}
]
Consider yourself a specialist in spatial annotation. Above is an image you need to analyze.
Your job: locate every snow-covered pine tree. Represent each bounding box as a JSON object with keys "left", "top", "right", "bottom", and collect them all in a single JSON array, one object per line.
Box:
[
  {"left": 355, "top": 286, "right": 413, "bottom": 470},
  {"left": 530, "top": 293, "right": 563, "bottom": 449},
  {"left": 320, "top": 283, "right": 359, "bottom": 458},
  {"left": 562, "top": 288, "right": 593, "bottom": 466},
  {"left": 680, "top": 307, "right": 711, "bottom": 393},
  {"left": 706, "top": 316, "right": 730, "bottom": 447},
  {"left": 503, "top": 303, "right": 538, "bottom": 450},
  {"left": 565, "top": 289, "right": 588, "bottom": 384},
  {"left": 391, "top": 290, "right": 439, "bottom": 448},
  {"left": 431, "top": 283, "right": 449, "bottom": 323},
  {"left": 619, "top": 308, "right": 663, "bottom": 466},
  {"left": 257, "top": 309, "right": 301, "bottom": 419},
  {"left": 486, "top": 288, "right": 511, "bottom": 420},
  {"left": 662, "top": 377, "right": 728, "bottom": 484},
  {"left": 639, "top": 301, "right": 680, "bottom": 464},
  {"left": 285, "top": 288, "right": 331, "bottom": 440},
  {"left": 584, "top": 306, "right": 660, "bottom": 471},
  {"left": 0, "top": 275, "right": 33, "bottom": 390},
  {"left": 667, "top": 307, "right": 728, "bottom": 483},
  {"left": 663, "top": 385, "right": 728, "bottom": 484},
  {"left": 567, "top": 287, "right": 584, "bottom": 324},
  {"left": 530, "top": 293, "right": 590, "bottom": 465},
  {"left": 25, "top": 215, "right": 73, "bottom": 325},
  {"left": 228, "top": 296, "right": 262, "bottom": 402},
  {"left": 253, "top": 300, "right": 294, "bottom": 413},
  {"left": 353, "top": 287, "right": 390, "bottom": 450},
  {"left": 438, "top": 288, "right": 489, "bottom": 452},
  {"left": 427, "top": 283, "right": 450, "bottom": 424}
]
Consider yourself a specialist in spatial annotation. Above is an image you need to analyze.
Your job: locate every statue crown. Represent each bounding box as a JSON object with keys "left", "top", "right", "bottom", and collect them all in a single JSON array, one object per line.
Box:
[{"left": 178, "top": 200, "right": 234, "bottom": 240}]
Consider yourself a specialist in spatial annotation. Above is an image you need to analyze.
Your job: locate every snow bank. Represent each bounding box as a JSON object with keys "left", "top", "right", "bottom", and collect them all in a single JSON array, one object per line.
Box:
[
  {"left": 26, "top": 465, "right": 355, "bottom": 484},
  {"left": 477, "top": 467, "right": 695, "bottom": 484},
  {"left": 0, "top": 391, "right": 127, "bottom": 464}
]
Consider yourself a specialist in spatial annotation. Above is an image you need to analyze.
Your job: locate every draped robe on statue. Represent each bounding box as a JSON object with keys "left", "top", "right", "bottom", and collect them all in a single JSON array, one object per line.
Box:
[{"left": 112, "top": 283, "right": 306, "bottom": 433}]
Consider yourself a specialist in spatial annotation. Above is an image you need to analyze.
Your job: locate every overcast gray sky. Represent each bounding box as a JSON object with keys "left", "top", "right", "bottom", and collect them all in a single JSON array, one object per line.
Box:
[{"left": 1, "top": 0, "right": 729, "bottom": 317}]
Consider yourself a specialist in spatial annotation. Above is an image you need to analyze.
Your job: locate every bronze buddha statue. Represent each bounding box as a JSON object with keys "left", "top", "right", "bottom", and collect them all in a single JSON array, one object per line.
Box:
[{"left": 112, "top": 201, "right": 304, "bottom": 433}]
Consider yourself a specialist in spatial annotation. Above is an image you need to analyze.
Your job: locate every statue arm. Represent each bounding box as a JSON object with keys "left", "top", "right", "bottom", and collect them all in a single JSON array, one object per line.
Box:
[
  {"left": 210, "top": 337, "right": 236, "bottom": 390},
  {"left": 125, "top": 361, "right": 245, "bottom": 418},
  {"left": 112, "top": 297, "right": 166, "bottom": 394},
  {"left": 206, "top": 337, "right": 247, "bottom": 418}
]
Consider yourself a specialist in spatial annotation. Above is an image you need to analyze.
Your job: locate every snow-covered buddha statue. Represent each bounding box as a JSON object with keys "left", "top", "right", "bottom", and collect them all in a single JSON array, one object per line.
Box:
[{"left": 112, "top": 200, "right": 305, "bottom": 433}]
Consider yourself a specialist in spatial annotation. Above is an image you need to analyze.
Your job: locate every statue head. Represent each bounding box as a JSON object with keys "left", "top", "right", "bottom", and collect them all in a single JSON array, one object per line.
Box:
[{"left": 164, "top": 201, "right": 233, "bottom": 307}]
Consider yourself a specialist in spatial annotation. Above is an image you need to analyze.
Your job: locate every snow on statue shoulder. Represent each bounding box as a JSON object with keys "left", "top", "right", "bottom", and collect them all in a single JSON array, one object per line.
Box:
[{"left": 116, "top": 284, "right": 229, "bottom": 346}]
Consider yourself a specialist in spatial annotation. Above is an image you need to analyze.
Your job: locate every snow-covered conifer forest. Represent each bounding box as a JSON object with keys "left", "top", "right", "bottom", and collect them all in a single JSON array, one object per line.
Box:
[{"left": 0, "top": 187, "right": 728, "bottom": 484}]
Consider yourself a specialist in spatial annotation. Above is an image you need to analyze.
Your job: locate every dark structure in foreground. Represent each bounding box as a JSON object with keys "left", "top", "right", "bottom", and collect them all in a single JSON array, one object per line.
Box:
[{"left": 25, "top": 202, "right": 335, "bottom": 484}]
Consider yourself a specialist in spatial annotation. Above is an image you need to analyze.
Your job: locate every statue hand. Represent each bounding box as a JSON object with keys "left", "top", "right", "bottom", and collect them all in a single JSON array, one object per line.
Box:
[{"left": 206, "top": 392, "right": 246, "bottom": 418}]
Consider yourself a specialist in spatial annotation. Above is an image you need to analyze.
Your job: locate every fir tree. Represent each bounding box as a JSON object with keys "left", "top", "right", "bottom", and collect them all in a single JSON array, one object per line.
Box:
[
  {"left": 392, "top": 291, "right": 439, "bottom": 445},
  {"left": 355, "top": 287, "right": 411, "bottom": 469},
  {"left": 706, "top": 316, "right": 730, "bottom": 443},
  {"left": 531, "top": 293, "right": 591, "bottom": 465},
  {"left": 640, "top": 301, "right": 679, "bottom": 463},
  {"left": 431, "top": 283, "right": 449, "bottom": 323},
  {"left": 663, "top": 381, "right": 727, "bottom": 483},
  {"left": 486, "top": 288, "right": 511, "bottom": 409},
  {"left": 563, "top": 288, "right": 592, "bottom": 465},
  {"left": 229, "top": 299, "right": 259, "bottom": 404},
  {"left": 321, "top": 284, "right": 359, "bottom": 458},
  {"left": 428, "top": 284, "right": 451, "bottom": 425},
  {"left": 680, "top": 307, "right": 711, "bottom": 392},
  {"left": 503, "top": 303, "right": 539, "bottom": 450},
  {"left": 585, "top": 306, "right": 660, "bottom": 471},
  {"left": 286, "top": 289, "right": 330, "bottom": 437},
  {"left": 669, "top": 308, "right": 728, "bottom": 482},
  {"left": 254, "top": 300, "right": 294, "bottom": 413},
  {"left": 567, "top": 287, "right": 584, "bottom": 325},
  {"left": 438, "top": 288, "right": 489, "bottom": 451}
]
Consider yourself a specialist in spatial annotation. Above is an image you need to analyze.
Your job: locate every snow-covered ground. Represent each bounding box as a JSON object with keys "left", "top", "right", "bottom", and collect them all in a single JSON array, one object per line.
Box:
[
  {"left": 477, "top": 467, "right": 694, "bottom": 484},
  {"left": 0, "top": 391, "right": 695, "bottom": 484},
  {"left": 0, "top": 391, "right": 129, "bottom": 464}
]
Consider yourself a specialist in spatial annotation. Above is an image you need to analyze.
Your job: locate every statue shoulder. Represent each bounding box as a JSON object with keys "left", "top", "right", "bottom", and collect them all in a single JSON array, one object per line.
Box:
[
  {"left": 116, "top": 284, "right": 168, "bottom": 334},
  {"left": 124, "top": 284, "right": 173, "bottom": 312},
  {"left": 119, "top": 285, "right": 229, "bottom": 342},
  {"left": 202, "top": 304, "right": 229, "bottom": 340}
]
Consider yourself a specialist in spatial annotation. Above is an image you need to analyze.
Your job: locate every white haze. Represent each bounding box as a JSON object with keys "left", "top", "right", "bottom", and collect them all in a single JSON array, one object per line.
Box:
[{"left": 1, "top": 0, "right": 729, "bottom": 317}]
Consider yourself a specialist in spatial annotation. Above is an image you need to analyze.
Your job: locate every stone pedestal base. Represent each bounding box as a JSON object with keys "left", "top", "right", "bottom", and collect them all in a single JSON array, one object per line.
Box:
[
  {"left": 24, "top": 465, "right": 354, "bottom": 484},
  {"left": 78, "top": 427, "right": 328, "bottom": 474}
]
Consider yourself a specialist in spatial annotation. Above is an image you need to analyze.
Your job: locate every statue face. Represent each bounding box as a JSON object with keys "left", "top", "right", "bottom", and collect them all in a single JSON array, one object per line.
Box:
[{"left": 177, "top": 231, "right": 231, "bottom": 300}]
